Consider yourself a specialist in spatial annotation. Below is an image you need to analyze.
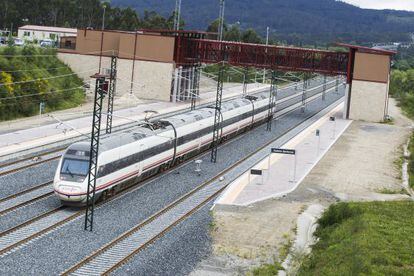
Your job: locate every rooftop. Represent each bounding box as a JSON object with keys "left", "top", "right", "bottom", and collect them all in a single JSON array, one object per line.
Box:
[
  {"left": 336, "top": 43, "right": 397, "bottom": 55},
  {"left": 19, "top": 25, "right": 77, "bottom": 34}
]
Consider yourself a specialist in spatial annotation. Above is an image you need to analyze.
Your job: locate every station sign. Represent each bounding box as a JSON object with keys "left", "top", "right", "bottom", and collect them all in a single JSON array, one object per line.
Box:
[
  {"left": 271, "top": 148, "right": 296, "bottom": 155},
  {"left": 250, "top": 169, "right": 263, "bottom": 176}
]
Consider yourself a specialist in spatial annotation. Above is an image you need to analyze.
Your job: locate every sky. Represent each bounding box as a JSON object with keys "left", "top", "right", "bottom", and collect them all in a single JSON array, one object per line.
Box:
[{"left": 341, "top": 0, "right": 414, "bottom": 11}]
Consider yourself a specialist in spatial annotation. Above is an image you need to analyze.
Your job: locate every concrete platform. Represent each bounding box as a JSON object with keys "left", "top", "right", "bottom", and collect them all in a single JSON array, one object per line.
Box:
[{"left": 215, "top": 103, "right": 352, "bottom": 207}]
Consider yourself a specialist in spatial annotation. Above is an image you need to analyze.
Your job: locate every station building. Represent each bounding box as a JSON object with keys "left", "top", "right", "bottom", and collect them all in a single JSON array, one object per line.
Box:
[
  {"left": 57, "top": 29, "right": 394, "bottom": 123},
  {"left": 339, "top": 44, "right": 394, "bottom": 122},
  {"left": 18, "top": 25, "right": 77, "bottom": 43},
  {"left": 57, "top": 29, "right": 210, "bottom": 102}
]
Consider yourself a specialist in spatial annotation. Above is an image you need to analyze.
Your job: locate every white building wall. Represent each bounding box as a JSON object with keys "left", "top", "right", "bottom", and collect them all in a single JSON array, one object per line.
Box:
[
  {"left": 57, "top": 53, "right": 174, "bottom": 101},
  {"left": 348, "top": 80, "right": 388, "bottom": 122},
  {"left": 18, "top": 30, "right": 75, "bottom": 42}
]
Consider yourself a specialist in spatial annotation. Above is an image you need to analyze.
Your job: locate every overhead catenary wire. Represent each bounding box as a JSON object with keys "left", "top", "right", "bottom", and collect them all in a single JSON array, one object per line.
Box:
[
  {"left": 0, "top": 50, "right": 115, "bottom": 58},
  {"left": 0, "top": 69, "right": 96, "bottom": 87},
  {"left": 0, "top": 65, "right": 72, "bottom": 73},
  {"left": 0, "top": 86, "right": 85, "bottom": 101}
]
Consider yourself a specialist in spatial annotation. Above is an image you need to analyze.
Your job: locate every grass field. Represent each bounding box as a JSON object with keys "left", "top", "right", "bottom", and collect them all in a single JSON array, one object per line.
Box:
[
  {"left": 298, "top": 201, "right": 414, "bottom": 275},
  {"left": 409, "top": 134, "right": 414, "bottom": 189}
]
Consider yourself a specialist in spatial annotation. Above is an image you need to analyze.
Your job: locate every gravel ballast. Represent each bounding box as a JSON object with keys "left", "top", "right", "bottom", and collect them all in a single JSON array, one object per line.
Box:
[{"left": 0, "top": 86, "right": 343, "bottom": 275}]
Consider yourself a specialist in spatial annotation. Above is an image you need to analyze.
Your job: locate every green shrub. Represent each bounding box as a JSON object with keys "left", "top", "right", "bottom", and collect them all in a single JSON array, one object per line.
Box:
[
  {"left": 0, "top": 46, "right": 85, "bottom": 121},
  {"left": 251, "top": 262, "right": 284, "bottom": 276},
  {"left": 317, "top": 202, "right": 360, "bottom": 230}
]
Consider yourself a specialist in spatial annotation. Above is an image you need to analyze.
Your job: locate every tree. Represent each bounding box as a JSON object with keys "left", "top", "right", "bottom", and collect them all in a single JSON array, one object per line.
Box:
[
  {"left": 225, "top": 24, "right": 241, "bottom": 42},
  {"left": 241, "top": 28, "right": 263, "bottom": 44},
  {"left": 207, "top": 18, "right": 227, "bottom": 34}
]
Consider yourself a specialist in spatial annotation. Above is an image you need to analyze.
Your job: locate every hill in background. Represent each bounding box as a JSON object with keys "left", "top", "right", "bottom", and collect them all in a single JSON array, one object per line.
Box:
[{"left": 112, "top": 0, "right": 414, "bottom": 44}]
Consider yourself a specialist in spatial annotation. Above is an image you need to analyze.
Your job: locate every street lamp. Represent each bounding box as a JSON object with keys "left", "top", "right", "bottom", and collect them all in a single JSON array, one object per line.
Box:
[{"left": 101, "top": 1, "right": 110, "bottom": 30}]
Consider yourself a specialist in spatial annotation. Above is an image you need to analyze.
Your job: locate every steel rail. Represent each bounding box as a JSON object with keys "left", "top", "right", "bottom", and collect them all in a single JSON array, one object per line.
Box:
[
  {"left": 62, "top": 87, "right": 343, "bottom": 275},
  {"left": 0, "top": 78, "right": 331, "bottom": 178},
  {"left": 0, "top": 181, "right": 54, "bottom": 216},
  {"left": 0, "top": 152, "right": 63, "bottom": 177},
  {"left": 0, "top": 83, "right": 339, "bottom": 258}
]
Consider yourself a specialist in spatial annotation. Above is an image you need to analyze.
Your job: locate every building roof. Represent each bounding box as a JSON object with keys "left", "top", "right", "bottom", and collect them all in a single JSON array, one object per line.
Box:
[
  {"left": 336, "top": 43, "right": 396, "bottom": 56},
  {"left": 18, "top": 25, "right": 77, "bottom": 34}
]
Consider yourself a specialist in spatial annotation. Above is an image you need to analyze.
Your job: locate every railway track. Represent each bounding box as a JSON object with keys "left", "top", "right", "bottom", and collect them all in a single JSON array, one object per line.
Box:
[
  {"left": 0, "top": 181, "right": 54, "bottom": 216},
  {"left": 0, "top": 150, "right": 63, "bottom": 177},
  {"left": 62, "top": 88, "right": 344, "bottom": 275},
  {"left": 0, "top": 78, "right": 330, "bottom": 178},
  {"left": 0, "top": 206, "right": 73, "bottom": 257},
  {"left": 0, "top": 80, "right": 334, "bottom": 213},
  {"left": 0, "top": 82, "right": 340, "bottom": 259}
]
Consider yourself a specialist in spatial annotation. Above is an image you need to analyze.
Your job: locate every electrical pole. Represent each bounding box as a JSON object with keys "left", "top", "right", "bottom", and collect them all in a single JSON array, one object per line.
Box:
[
  {"left": 85, "top": 76, "right": 107, "bottom": 232},
  {"left": 211, "top": 61, "right": 226, "bottom": 163},
  {"left": 218, "top": 0, "right": 225, "bottom": 41},
  {"left": 106, "top": 56, "right": 117, "bottom": 134},
  {"left": 263, "top": 27, "right": 270, "bottom": 84},
  {"left": 174, "top": 0, "right": 182, "bottom": 31},
  {"left": 266, "top": 70, "right": 277, "bottom": 131}
]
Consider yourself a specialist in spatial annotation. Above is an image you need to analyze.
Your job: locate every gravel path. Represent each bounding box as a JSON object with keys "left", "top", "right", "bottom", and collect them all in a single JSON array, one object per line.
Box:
[{"left": 0, "top": 86, "right": 342, "bottom": 275}]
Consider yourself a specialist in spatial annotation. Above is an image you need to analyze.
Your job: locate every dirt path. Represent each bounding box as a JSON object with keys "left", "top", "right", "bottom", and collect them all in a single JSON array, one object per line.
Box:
[{"left": 191, "top": 99, "right": 413, "bottom": 275}]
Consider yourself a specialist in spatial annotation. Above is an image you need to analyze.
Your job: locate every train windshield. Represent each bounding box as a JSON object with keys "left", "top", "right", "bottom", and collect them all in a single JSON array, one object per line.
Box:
[{"left": 61, "top": 158, "right": 89, "bottom": 176}]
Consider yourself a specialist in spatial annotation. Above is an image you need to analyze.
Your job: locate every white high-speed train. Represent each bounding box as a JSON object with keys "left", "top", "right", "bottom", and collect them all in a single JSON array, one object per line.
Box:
[{"left": 53, "top": 90, "right": 276, "bottom": 205}]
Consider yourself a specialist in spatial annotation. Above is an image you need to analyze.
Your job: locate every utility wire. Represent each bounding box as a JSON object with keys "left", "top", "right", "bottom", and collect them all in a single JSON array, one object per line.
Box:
[
  {"left": 0, "top": 66, "right": 71, "bottom": 73},
  {"left": 0, "top": 69, "right": 95, "bottom": 86},
  {"left": 0, "top": 50, "right": 115, "bottom": 58},
  {"left": 0, "top": 86, "right": 85, "bottom": 101}
]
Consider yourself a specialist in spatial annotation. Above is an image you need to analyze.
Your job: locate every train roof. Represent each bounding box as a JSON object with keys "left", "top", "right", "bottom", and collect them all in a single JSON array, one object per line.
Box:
[
  {"left": 99, "top": 127, "right": 155, "bottom": 151},
  {"left": 67, "top": 126, "right": 155, "bottom": 154},
  {"left": 67, "top": 92, "right": 270, "bottom": 154},
  {"left": 163, "top": 96, "right": 262, "bottom": 127}
]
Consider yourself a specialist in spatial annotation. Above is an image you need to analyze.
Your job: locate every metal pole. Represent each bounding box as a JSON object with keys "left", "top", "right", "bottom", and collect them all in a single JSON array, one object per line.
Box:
[
  {"left": 191, "top": 66, "right": 200, "bottom": 110},
  {"left": 263, "top": 27, "right": 269, "bottom": 84},
  {"left": 85, "top": 77, "right": 106, "bottom": 231},
  {"left": 130, "top": 31, "right": 138, "bottom": 95},
  {"left": 102, "top": 5, "right": 106, "bottom": 31},
  {"left": 335, "top": 76, "right": 339, "bottom": 94},
  {"left": 301, "top": 73, "right": 307, "bottom": 113},
  {"left": 177, "top": 66, "right": 183, "bottom": 101},
  {"left": 322, "top": 75, "right": 327, "bottom": 101},
  {"left": 268, "top": 154, "right": 271, "bottom": 170},
  {"left": 174, "top": 0, "right": 182, "bottom": 31},
  {"left": 243, "top": 67, "right": 248, "bottom": 96},
  {"left": 172, "top": 67, "right": 179, "bottom": 103},
  {"left": 106, "top": 56, "right": 117, "bottom": 134},
  {"left": 218, "top": 0, "right": 225, "bottom": 41},
  {"left": 293, "top": 153, "right": 297, "bottom": 182},
  {"left": 98, "top": 4, "right": 106, "bottom": 74},
  {"left": 266, "top": 70, "right": 277, "bottom": 131},
  {"left": 211, "top": 61, "right": 225, "bottom": 163},
  {"left": 98, "top": 32, "right": 104, "bottom": 74}
]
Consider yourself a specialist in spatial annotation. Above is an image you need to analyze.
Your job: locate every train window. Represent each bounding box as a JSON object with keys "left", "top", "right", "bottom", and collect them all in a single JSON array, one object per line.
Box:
[
  {"left": 66, "top": 149, "right": 90, "bottom": 156},
  {"left": 61, "top": 158, "right": 89, "bottom": 176}
]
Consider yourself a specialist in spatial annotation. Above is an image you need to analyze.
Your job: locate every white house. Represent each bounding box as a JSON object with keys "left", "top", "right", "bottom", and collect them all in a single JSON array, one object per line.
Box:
[{"left": 17, "top": 25, "right": 77, "bottom": 43}]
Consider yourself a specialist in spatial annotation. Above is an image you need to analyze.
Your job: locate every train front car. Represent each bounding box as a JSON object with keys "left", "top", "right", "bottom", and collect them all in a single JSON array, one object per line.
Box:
[{"left": 53, "top": 142, "right": 90, "bottom": 205}]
